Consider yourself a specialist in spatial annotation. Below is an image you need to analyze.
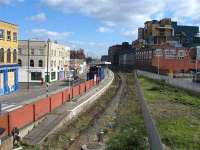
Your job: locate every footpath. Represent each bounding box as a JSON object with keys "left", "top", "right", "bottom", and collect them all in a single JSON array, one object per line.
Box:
[{"left": 22, "top": 69, "right": 114, "bottom": 146}]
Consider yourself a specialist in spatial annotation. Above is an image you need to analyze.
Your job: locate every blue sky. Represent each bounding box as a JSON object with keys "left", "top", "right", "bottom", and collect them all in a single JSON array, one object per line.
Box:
[{"left": 0, "top": 0, "right": 200, "bottom": 57}]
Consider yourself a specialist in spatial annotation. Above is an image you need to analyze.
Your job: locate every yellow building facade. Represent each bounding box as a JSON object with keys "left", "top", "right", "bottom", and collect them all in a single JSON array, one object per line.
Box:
[{"left": 0, "top": 20, "right": 19, "bottom": 95}]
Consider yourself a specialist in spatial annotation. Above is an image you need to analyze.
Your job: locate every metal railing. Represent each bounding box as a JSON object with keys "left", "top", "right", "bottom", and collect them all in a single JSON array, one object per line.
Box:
[{"left": 134, "top": 71, "right": 164, "bottom": 150}]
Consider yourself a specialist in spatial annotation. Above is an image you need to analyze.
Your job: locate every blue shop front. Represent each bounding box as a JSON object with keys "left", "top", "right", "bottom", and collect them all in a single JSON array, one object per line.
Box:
[{"left": 0, "top": 64, "right": 19, "bottom": 95}]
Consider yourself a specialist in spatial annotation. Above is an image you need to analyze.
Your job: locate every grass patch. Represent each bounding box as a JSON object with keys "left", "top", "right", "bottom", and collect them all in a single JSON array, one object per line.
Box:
[
  {"left": 139, "top": 76, "right": 200, "bottom": 149},
  {"left": 106, "top": 74, "right": 148, "bottom": 150}
]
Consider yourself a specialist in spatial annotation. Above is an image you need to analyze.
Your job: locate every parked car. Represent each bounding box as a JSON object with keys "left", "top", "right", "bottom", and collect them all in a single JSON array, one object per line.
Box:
[{"left": 192, "top": 72, "right": 200, "bottom": 83}]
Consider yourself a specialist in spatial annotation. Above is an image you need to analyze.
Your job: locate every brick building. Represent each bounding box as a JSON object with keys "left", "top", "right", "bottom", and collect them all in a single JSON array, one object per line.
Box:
[{"left": 135, "top": 41, "right": 200, "bottom": 74}]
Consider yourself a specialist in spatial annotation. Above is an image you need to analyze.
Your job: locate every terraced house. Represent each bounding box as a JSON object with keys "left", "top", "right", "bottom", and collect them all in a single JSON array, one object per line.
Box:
[{"left": 0, "top": 20, "right": 19, "bottom": 95}]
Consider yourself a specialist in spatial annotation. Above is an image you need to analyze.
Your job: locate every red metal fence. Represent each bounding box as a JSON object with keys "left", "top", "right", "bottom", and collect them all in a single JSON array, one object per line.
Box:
[{"left": 0, "top": 78, "right": 100, "bottom": 136}]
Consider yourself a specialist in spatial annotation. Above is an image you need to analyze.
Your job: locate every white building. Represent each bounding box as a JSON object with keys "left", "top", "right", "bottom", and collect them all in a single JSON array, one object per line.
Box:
[{"left": 18, "top": 40, "right": 70, "bottom": 83}]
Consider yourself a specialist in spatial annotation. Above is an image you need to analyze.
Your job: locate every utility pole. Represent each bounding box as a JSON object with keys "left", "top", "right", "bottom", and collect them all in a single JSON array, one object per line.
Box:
[
  {"left": 27, "top": 40, "right": 30, "bottom": 91},
  {"left": 46, "top": 39, "right": 50, "bottom": 97}
]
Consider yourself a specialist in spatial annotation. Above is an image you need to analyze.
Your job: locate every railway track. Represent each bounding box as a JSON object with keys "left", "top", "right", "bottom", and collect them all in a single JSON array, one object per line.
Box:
[{"left": 67, "top": 73, "right": 126, "bottom": 150}]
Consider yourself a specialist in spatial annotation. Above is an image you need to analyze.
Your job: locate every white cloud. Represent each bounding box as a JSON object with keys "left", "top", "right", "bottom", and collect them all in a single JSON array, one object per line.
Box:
[
  {"left": 31, "top": 28, "right": 73, "bottom": 40},
  {"left": 97, "top": 26, "right": 112, "bottom": 33},
  {"left": 67, "top": 40, "right": 110, "bottom": 57},
  {"left": 41, "top": 0, "right": 200, "bottom": 39},
  {"left": 28, "top": 13, "right": 47, "bottom": 22},
  {"left": 0, "top": 0, "right": 24, "bottom": 5}
]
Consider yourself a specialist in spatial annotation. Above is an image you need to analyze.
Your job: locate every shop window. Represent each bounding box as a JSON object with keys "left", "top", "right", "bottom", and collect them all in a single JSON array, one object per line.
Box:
[
  {"left": 31, "top": 72, "right": 42, "bottom": 80},
  {"left": 18, "top": 59, "right": 22, "bottom": 66},
  {"left": 7, "top": 49, "right": 11, "bottom": 63},
  {"left": 39, "top": 60, "right": 43, "bottom": 67},
  {"left": 13, "top": 49, "right": 17, "bottom": 63},
  {"left": 30, "top": 59, "right": 34, "bottom": 67},
  {"left": 0, "top": 48, "right": 4, "bottom": 62}
]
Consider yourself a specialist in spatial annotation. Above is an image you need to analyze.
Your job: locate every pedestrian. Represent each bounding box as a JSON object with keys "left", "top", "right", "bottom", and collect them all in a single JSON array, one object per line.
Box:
[
  {"left": 11, "top": 127, "right": 20, "bottom": 145},
  {"left": 40, "top": 77, "right": 44, "bottom": 86}
]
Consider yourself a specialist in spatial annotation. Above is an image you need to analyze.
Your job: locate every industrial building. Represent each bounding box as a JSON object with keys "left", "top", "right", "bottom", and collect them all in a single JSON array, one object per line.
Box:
[{"left": 0, "top": 20, "right": 19, "bottom": 95}]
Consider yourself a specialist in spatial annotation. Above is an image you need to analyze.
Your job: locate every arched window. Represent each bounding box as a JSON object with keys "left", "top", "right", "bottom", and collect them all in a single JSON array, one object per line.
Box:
[
  {"left": 0, "top": 48, "right": 4, "bottom": 63},
  {"left": 7, "top": 49, "right": 11, "bottom": 63},
  {"left": 39, "top": 60, "right": 43, "bottom": 67},
  {"left": 13, "top": 49, "right": 17, "bottom": 63},
  {"left": 30, "top": 59, "right": 34, "bottom": 67},
  {"left": 18, "top": 59, "right": 22, "bottom": 66}
]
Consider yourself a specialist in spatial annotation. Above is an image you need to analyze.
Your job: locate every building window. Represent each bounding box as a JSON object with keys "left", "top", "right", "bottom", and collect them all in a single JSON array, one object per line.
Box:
[
  {"left": 30, "top": 59, "right": 34, "bottom": 67},
  {"left": 7, "top": 31, "right": 11, "bottom": 41},
  {"left": 39, "top": 60, "right": 43, "bottom": 67},
  {"left": 0, "top": 48, "right": 4, "bottom": 63},
  {"left": 54, "top": 60, "right": 56, "bottom": 67},
  {"left": 13, "top": 32, "right": 17, "bottom": 42},
  {"left": 39, "top": 49, "right": 44, "bottom": 55},
  {"left": 51, "top": 60, "right": 53, "bottom": 67},
  {"left": 7, "top": 49, "right": 11, "bottom": 63},
  {"left": 13, "top": 49, "right": 17, "bottom": 63},
  {"left": 31, "top": 49, "right": 34, "bottom": 55},
  {"left": 18, "top": 59, "right": 22, "bottom": 66},
  {"left": 0, "top": 29, "right": 5, "bottom": 40},
  {"left": 51, "top": 72, "right": 56, "bottom": 80},
  {"left": 31, "top": 72, "right": 42, "bottom": 80},
  {"left": 18, "top": 48, "right": 22, "bottom": 55}
]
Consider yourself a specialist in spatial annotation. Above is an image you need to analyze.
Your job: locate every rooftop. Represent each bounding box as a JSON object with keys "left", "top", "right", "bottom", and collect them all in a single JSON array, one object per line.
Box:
[{"left": 0, "top": 20, "right": 18, "bottom": 27}]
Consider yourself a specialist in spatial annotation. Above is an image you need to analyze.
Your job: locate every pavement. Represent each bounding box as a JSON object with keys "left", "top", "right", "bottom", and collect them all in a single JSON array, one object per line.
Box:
[
  {"left": 22, "top": 69, "right": 114, "bottom": 146},
  {"left": 0, "top": 77, "right": 84, "bottom": 114}
]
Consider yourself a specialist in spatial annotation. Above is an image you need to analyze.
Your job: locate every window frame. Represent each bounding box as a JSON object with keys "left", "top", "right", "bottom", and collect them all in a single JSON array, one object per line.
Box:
[
  {"left": 0, "top": 29, "right": 5, "bottom": 40},
  {"left": 0, "top": 48, "right": 4, "bottom": 63},
  {"left": 7, "top": 48, "right": 11, "bottom": 63},
  {"left": 30, "top": 59, "right": 34, "bottom": 67},
  {"left": 13, "top": 32, "right": 17, "bottom": 42},
  {"left": 7, "top": 31, "right": 11, "bottom": 41},
  {"left": 38, "top": 60, "right": 43, "bottom": 67}
]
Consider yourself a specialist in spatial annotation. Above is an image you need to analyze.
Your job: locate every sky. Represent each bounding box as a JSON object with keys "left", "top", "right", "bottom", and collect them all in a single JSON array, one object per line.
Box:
[{"left": 0, "top": 0, "right": 200, "bottom": 57}]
